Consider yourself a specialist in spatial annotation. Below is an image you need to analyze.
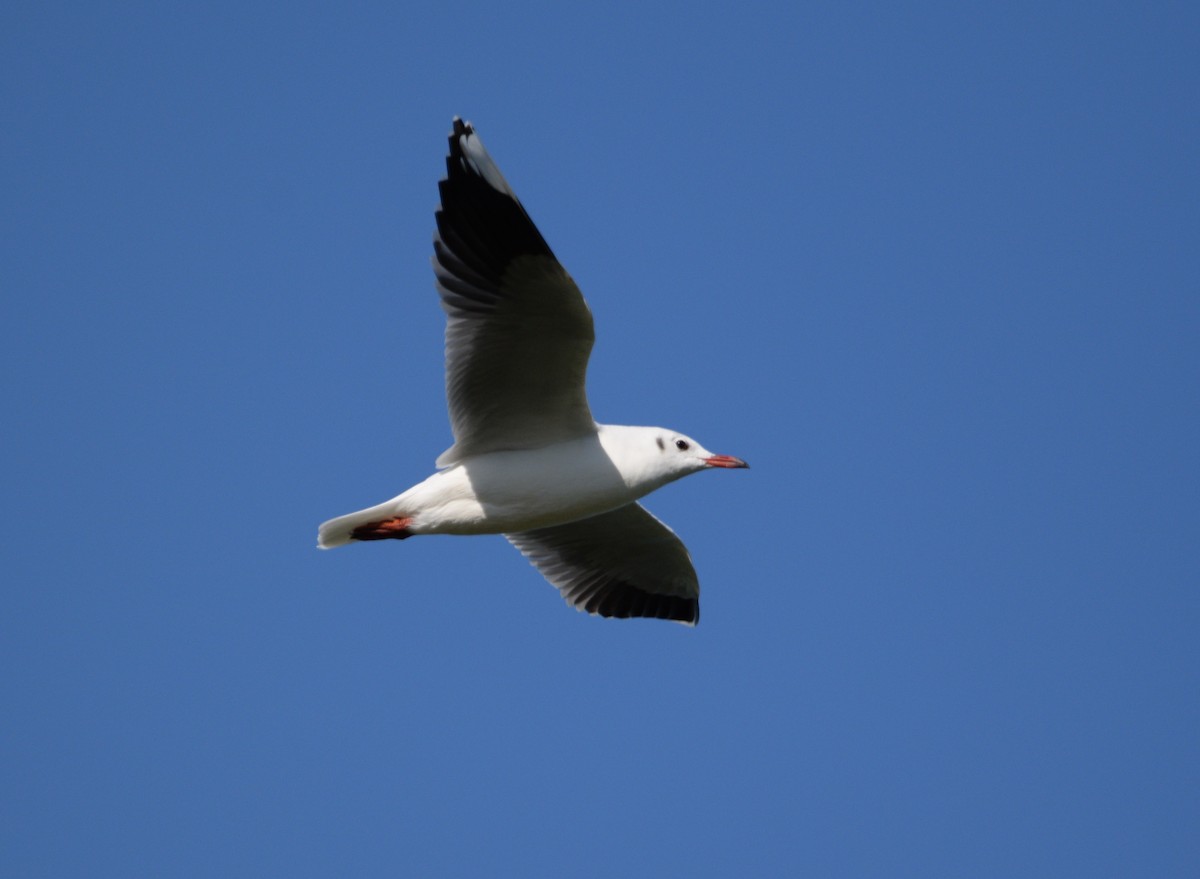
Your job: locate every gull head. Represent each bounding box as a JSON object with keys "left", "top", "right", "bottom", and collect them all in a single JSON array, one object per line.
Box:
[
  {"left": 600, "top": 424, "right": 749, "bottom": 491},
  {"left": 662, "top": 432, "right": 749, "bottom": 473}
]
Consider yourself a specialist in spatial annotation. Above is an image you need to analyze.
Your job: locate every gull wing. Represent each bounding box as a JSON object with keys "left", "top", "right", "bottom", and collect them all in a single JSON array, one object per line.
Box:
[
  {"left": 433, "top": 118, "right": 596, "bottom": 467},
  {"left": 506, "top": 503, "right": 700, "bottom": 625}
]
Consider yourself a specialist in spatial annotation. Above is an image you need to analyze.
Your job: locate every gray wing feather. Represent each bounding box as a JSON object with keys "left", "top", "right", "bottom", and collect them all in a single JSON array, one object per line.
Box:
[{"left": 506, "top": 503, "right": 700, "bottom": 625}]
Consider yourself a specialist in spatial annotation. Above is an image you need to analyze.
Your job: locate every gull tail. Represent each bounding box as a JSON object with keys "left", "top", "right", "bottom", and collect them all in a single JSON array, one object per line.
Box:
[{"left": 317, "top": 499, "right": 411, "bottom": 549}]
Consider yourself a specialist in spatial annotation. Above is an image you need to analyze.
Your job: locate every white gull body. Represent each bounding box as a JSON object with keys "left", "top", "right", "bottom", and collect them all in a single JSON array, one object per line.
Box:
[{"left": 318, "top": 118, "right": 747, "bottom": 624}]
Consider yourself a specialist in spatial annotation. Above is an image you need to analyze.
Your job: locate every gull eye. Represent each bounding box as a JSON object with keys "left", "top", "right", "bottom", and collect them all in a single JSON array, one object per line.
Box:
[{"left": 675, "top": 439, "right": 690, "bottom": 451}]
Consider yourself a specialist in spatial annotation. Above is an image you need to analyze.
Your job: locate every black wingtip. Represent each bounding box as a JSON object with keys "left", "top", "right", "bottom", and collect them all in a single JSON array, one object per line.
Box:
[
  {"left": 585, "top": 582, "right": 700, "bottom": 626},
  {"left": 448, "top": 117, "right": 472, "bottom": 161},
  {"left": 435, "top": 116, "right": 555, "bottom": 283}
]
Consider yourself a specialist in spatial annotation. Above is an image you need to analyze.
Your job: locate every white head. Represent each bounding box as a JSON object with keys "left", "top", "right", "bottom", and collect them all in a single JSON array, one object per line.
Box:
[{"left": 599, "top": 424, "right": 749, "bottom": 491}]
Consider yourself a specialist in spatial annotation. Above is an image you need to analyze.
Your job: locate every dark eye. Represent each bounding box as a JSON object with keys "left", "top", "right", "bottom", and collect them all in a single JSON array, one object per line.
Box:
[{"left": 675, "top": 439, "right": 690, "bottom": 451}]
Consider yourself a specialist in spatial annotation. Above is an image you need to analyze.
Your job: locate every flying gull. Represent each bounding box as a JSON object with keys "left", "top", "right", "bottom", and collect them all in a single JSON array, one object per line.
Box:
[{"left": 318, "top": 118, "right": 747, "bottom": 624}]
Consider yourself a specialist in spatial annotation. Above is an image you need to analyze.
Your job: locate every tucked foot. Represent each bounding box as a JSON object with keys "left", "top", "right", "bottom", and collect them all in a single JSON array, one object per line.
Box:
[{"left": 350, "top": 516, "right": 414, "bottom": 541}]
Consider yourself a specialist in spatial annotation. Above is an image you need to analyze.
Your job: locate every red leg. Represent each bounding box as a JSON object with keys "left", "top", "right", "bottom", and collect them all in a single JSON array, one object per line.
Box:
[{"left": 350, "top": 516, "right": 414, "bottom": 541}]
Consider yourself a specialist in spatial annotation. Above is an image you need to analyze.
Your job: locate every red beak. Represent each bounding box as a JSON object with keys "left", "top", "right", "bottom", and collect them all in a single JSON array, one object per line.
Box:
[{"left": 703, "top": 454, "right": 749, "bottom": 469}]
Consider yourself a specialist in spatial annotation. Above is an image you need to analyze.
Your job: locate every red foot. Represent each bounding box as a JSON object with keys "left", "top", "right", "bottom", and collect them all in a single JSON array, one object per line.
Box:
[{"left": 350, "top": 516, "right": 414, "bottom": 541}]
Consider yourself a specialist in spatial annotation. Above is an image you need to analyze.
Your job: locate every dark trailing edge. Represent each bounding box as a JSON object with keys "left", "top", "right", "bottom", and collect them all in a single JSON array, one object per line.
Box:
[
  {"left": 506, "top": 502, "right": 702, "bottom": 626},
  {"left": 572, "top": 580, "right": 700, "bottom": 625}
]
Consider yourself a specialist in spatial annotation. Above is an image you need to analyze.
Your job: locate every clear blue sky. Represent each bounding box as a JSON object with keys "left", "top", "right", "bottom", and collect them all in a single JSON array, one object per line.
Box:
[{"left": 3, "top": 2, "right": 1197, "bottom": 876}]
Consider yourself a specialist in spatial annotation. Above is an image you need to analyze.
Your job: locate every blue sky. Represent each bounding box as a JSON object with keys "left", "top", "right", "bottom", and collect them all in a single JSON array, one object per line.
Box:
[{"left": 3, "top": 2, "right": 1197, "bottom": 876}]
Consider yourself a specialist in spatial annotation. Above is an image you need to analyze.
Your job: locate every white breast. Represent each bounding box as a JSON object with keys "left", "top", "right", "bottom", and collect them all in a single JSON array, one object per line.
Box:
[{"left": 402, "top": 433, "right": 642, "bottom": 535}]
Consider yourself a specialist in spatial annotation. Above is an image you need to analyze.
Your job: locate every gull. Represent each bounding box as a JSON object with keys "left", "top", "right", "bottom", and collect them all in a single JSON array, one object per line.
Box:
[{"left": 318, "top": 118, "right": 747, "bottom": 624}]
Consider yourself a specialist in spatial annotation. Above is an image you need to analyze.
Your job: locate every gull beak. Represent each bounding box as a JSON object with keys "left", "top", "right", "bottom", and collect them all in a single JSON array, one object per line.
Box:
[{"left": 703, "top": 454, "right": 749, "bottom": 469}]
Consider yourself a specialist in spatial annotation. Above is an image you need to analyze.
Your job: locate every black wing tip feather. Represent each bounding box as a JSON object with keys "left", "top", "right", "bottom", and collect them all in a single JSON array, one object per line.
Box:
[
  {"left": 436, "top": 116, "right": 555, "bottom": 285},
  {"left": 574, "top": 581, "right": 700, "bottom": 626},
  {"left": 446, "top": 116, "right": 474, "bottom": 163}
]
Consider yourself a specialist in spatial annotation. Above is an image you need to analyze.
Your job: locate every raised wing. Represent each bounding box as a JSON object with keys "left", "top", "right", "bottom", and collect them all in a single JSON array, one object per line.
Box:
[
  {"left": 506, "top": 503, "right": 700, "bottom": 625},
  {"left": 433, "top": 118, "right": 596, "bottom": 467}
]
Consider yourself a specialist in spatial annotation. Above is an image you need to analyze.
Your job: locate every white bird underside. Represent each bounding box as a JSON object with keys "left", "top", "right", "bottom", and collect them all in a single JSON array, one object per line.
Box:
[{"left": 318, "top": 118, "right": 747, "bottom": 625}]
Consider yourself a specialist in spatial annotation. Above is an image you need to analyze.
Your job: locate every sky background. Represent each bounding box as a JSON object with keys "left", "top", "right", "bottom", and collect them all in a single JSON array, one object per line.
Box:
[{"left": 3, "top": 2, "right": 1198, "bottom": 876}]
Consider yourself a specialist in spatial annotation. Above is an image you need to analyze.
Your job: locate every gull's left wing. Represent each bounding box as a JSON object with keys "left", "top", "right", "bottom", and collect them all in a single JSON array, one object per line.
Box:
[{"left": 506, "top": 503, "right": 701, "bottom": 625}]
